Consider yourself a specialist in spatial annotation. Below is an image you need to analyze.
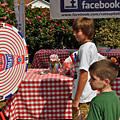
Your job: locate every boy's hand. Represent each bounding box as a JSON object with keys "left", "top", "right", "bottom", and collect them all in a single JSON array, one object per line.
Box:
[{"left": 72, "top": 99, "right": 79, "bottom": 110}]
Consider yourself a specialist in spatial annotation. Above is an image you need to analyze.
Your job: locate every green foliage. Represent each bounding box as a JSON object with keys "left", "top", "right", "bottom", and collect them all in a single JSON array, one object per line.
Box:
[
  {"left": 0, "top": 2, "right": 16, "bottom": 26},
  {"left": 0, "top": 3, "right": 81, "bottom": 62},
  {"left": 0, "top": 1, "right": 120, "bottom": 63},
  {"left": 94, "top": 18, "right": 120, "bottom": 49},
  {"left": 5, "top": 0, "right": 14, "bottom": 7},
  {"left": 24, "top": 5, "right": 81, "bottom": 63}
]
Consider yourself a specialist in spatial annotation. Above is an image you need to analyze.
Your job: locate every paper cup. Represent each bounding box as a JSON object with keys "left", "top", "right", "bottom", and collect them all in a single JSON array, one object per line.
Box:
[{"left": 50, "top": 61, "right": 60, "bottom": 73}]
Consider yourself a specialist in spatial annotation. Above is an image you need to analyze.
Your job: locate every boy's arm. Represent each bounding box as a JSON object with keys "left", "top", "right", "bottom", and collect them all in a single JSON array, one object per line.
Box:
[{"left": 72, "top": 69, "right": 88, "bottom": 110}]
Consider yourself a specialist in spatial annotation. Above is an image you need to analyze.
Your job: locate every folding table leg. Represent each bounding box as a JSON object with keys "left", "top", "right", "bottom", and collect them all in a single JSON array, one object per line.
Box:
[{"left": 0, "top": 109, "right": 6, "bottom": 120}]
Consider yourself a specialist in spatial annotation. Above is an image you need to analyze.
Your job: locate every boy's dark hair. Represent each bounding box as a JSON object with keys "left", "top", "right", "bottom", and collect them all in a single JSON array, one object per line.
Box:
[
  {"left": 89, "top": 59, "right": 118, "bottom": 85},
  {"left": 72, "top": 17, "right": 94, "bottom": 40}
]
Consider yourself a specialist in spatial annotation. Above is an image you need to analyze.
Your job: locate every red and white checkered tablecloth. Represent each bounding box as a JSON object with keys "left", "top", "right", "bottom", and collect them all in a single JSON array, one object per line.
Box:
[
  {"left": 31, "top": 49, "right": 120, "bottom": 68},
  {"left": 4, "top": 69, "right": 120, "bottom": 120},
  {"left": 31, "top": 49, "right": 70, "bottom": 68},
  {"left": 4, "top": 69, "right": 73, "bottom": 120},
  {"left": 111, "top": 77, "right": 120, "bottom": 99},
  {"left": 99, "top": 49, "right": 120, "bottom": 58}
]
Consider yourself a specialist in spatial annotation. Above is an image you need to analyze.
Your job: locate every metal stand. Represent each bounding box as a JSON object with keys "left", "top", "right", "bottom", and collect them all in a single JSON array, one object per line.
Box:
[
  {"left": 0, "top": 101, "right": 6, "bottom": 120},
  {"left": 0, "top": 109, "right": 6, "bottom": 120}
]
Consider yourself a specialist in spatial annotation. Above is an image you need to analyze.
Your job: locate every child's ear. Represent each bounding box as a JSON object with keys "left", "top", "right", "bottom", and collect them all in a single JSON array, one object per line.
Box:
[{"left": 104, "top": 78, "right": 110, "bottom": 85}]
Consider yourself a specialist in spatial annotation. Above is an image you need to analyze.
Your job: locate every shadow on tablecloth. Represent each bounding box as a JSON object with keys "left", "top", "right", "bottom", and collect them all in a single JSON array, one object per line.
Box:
[{"left": 39, "top": 78, "right": 71, "bottom": 119}]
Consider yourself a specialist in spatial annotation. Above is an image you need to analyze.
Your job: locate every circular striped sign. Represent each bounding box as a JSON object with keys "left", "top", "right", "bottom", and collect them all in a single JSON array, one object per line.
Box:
[{"left": 0, "top": 23, "right": 28, "bottom": 101}]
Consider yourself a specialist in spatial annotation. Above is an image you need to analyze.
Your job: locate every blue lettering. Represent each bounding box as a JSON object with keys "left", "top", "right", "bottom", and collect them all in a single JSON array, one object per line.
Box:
[{"left": 5, "top": 54, "right": 13, "bottom": 70}]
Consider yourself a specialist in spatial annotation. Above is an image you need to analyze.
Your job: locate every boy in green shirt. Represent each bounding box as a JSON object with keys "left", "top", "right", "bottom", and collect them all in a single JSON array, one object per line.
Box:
[{"left": 86, "top": 59, "right": 120, "bottom": 120}]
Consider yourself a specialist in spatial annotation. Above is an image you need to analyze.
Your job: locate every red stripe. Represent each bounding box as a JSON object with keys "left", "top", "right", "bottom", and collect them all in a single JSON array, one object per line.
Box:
[
  {"left": 0, "top": 28, "right": 26, "bottom": 55},
  {"left": 0, "top": 49, "right": 9, "bottom": 54},
  {"left": 0, "top": 42, "right": 16, "bottom": 55},
  {"left": 0, "top": 34, "right": 21, "bottom": 54},
  {"left": 26, "top": 46, "right": 28, "bottom": 54},
  {"left": 5, "top": 23, "right": 12, "bottom": 28},
  {"left": 0, "top": 65, "right": 26, "bottom": 95},
  {"left": 4, "top": 27, "right": 25, "bottom": 50},
  {"left": 18, "top": 81, "right": 22, "bottom": 88},
  {"left": 0, "top": 32, "right": 22, "bottom": 55}
]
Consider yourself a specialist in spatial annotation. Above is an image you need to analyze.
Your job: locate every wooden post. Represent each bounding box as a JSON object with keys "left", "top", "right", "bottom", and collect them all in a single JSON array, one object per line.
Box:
[{"left": 0, "top": 17, "right": 6, "bottom": 21}]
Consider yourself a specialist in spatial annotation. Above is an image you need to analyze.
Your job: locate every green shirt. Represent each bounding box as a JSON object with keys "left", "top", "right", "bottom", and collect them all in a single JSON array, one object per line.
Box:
[{"left": 86, "top": 91, "right": 120, "bottom": 120}]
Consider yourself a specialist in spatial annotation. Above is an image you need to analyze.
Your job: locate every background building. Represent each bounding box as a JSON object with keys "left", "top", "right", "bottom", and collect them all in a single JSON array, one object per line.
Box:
[{"left": 18, "top": 0, "right": 50, "bottom": 8}]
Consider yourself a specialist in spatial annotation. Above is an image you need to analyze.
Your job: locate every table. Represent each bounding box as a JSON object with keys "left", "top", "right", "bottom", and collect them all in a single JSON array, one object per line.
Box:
[
  {"left": 4, "top": 69, "right": 73, "bottom": 120},
  {"left": 31, "top": 49, "right": 120, "bottom": 69},
  {"left": 99, "top": 49, "right": 120, "bottom": 58},
  {"left": 31, "top": 49, "right": 70, "bottom": 68},
  {"left": 111, "top": 77, "right": 120, "bottom": 100},
  {"left": 4, "top": 69, "right": 120, "bottom": 120},
  {"left": 99, "top": 49, "right": 120, "bottom": 77}
]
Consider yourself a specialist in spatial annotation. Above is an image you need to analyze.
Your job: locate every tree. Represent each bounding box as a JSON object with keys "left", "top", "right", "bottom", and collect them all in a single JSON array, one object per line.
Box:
[{"left": 94, "top": 18, "right": 120, "bottom": 49}]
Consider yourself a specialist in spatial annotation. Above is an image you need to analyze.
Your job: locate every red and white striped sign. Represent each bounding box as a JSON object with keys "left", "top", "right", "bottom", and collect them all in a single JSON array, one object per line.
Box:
[{"left": 0, "top": 23, "right": 28, "bottom": 101}]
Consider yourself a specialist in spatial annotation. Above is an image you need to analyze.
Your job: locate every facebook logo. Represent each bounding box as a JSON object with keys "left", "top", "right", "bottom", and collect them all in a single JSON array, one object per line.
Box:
[
  {"left": 61, "top": 0, "right": 78, "bottom": 12},
  {"left": 64, "top": 0, "right": 78, "bottom": 9}
]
